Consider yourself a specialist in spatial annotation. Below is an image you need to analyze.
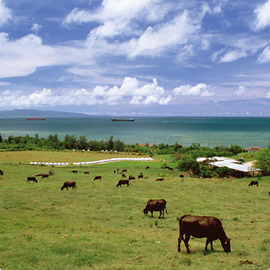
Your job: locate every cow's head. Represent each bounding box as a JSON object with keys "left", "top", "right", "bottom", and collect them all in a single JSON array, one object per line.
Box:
[
  {"left": 143, "top": 208, "right": 148, "bottom": 214},
  {"left": 222, "top": 238, "right": 231, "bottom": 252}
]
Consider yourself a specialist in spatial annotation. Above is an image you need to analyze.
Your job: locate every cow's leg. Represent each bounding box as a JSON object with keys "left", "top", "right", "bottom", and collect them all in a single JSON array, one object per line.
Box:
[
  {"left": 183, "top": 234, "right": 191, "bottom": 253},
  {"left": 151, "top": 211, "right": 154, "bottom": 218},
  {"left": 178, "top": 236, "right": 181, "bottom": 252}
]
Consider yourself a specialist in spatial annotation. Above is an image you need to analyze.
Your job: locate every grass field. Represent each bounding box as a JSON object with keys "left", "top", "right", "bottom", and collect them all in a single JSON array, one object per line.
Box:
[{"left": 0, "top": 151, "right": 270, "bottom": 270}]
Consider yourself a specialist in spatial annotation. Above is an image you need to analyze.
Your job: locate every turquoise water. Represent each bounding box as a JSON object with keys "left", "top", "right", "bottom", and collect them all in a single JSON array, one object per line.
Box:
[{"left": 0, "top": 117, "right": 269, "bottom": 148}]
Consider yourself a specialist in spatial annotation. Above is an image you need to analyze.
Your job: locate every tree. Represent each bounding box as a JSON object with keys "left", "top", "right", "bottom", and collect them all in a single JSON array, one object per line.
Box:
[
  {"left": 200, "top": 166, "right": 216, "bottom": 178},
  {"left": 177, "top": 157, "right": 200, "bottom": 177},
  {"left": 254, "top": 148, "right": 270, "bottom": 175},
  {"left": 215, "top": 166, "right": 234, "bottom": 178}
]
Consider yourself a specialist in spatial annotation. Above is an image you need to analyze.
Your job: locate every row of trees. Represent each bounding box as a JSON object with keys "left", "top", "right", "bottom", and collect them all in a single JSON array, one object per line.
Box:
[
  {"left": 0, "top": 133, "right": 244, "bottom": 157},
  {"left": 176, "top": 157, "right": 235, "bottom": 178}
]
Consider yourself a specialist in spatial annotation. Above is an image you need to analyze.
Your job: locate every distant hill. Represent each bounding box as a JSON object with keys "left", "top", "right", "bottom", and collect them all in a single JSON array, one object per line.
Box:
[{"left": 0, "top": 109, "right": 90, "bottom": 118}]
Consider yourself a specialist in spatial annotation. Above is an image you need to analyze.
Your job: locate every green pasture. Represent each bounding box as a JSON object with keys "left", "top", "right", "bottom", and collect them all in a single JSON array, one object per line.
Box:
[{"left": 0, "top": 151, "right": 270, "bottom": 269}]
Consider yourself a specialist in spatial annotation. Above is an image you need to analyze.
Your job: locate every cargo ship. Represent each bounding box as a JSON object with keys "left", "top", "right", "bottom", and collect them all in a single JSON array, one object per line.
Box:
[
  {"left": 26, "top": 117, "right": 45, "bottom": 120},
  {"left": 111, "top": 118, "right": 134, "bottom": 122}
]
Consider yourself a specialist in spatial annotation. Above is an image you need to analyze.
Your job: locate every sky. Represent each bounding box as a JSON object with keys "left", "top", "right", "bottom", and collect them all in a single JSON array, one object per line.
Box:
[{"left": 0, "top": 0, "right": 270, "bottom": 116}]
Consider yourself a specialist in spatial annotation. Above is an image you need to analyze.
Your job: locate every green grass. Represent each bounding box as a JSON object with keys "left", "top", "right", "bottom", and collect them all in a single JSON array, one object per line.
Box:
[{"left": 0, "top": 151, "right": 270, "bottom": 269}]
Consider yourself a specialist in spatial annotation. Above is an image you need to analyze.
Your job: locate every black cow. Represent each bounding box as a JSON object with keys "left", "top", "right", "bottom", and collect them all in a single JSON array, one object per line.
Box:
[
  {"left": 180, "top": 175, "right": 184, "bottom": 178},
  {"left": 121, "top": 169, "right": 127, "bottom": 173},
  {"left": 248, "top": 180, "right": 258, "bottom": 187},
  {"left": 156, "top": 177, "right": 164, "bottom": 181},
  {"left": 178, "top": 215, "right": 231, "bottom": 253},
  {"left": 84, "top": 171, "right": 89, "bottom": 174},
  {"left": 61, "top": 181, "right": 77, "bottom": 191},
  {"left": 168, "top": 167, "right": 174, "bottom": 171},
  {"left": 26, "top": 177, "right": 38, "bottom": 183},
  {"left": 138, "top": 174, "right": 143, "bottom": 179},
  {"left": 94, "top": 175, "right": 101, "bottom": 180},
  {"left": 71, "top": 170, "right": 78, "bottom": 174},
  {"left": 129, "top": 175, "right": 135, "bottom": 180},
  {"left": 145, "top": 166, "right": 150, "bottom": 169},
  {"left": 143, "top": 199, "right": 168, "bottom": 218},
  {"left": 116, "top": 180, "right": 130, "bottom": 187},
  {"left": 41, "top": 174, "right": 49, "bottom": 179},
  {"left": 122, "top": 173, "right": 126, "bottom": 178}
]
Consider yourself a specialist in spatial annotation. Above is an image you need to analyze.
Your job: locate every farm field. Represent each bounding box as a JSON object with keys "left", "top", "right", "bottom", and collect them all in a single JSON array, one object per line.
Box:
[{"left": 0, "top": 151, "right": 270, "bottom": 270}]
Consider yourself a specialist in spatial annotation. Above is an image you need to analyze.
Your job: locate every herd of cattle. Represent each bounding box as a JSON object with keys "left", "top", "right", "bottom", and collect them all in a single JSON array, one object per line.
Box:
[{"left": 25, "top": 165, "right": 266, "bottom": 254}]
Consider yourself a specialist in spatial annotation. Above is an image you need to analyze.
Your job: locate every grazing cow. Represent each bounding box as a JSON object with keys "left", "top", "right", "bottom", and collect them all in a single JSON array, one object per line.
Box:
[
  {"left": 41, "top": 174, "right": 49, "bottom": 179},
  {"left": 269, "top": 191, "right": 270, "bottom": 195},
  {"left": 138, "top": 174, "right": 143, "bottom": 179},
  {"left": 116, "top": 180, "right": 130, "bottom": 187},
  {"left": 61, "top": 181, "right": 77, "bottom": 191},
  {"left": 121, "top": 169, "right": 127, "bottom": 173},
  {"left": 156, "top": 178, "right": 164, "bottom": 181},
  {"left": 129, "top": 175, "right": 135, "bottom": 180},
  {"left": 122, "top": 173, "right": 126, "bottom": 178},
  {"left": 143, "top": 199, "right": 168, "bottom": 218},
  {"left": 84, "top": 171, "right": 89, "bottom": 174},
  {"left": 145, "top": 166, "right": 150, "bottom": 169},
  {"left": 180, "top": 175, "right": 184, "bottom": 178},
  {"left": 168, "top": 167, "right": 174, "bottom": 171},
  {"left": 26, "top": 177, "right": 38, "bottom": 183},
  {"left": 177, "top": 215, "right": 231, "bottom": 253},
  {"left": 71, "top": 170, "right": 78, "bottom": 174},
  {"left": 248, "top": 180, "right": 258, "bottom": 187},
  {"left": 94, "top": 176, "right": 101, "bottom": 180}
]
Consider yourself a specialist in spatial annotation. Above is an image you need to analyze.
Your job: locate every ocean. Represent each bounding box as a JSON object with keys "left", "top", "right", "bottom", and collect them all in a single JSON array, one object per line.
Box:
[{"left": 0, "top": 117, "right": 270, "bottom": 148}]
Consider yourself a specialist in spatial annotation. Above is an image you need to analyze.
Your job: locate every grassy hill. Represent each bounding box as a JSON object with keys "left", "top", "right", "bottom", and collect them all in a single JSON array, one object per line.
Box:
[{"left": 0, "top": 151, "right": 269, "bottom": 269}]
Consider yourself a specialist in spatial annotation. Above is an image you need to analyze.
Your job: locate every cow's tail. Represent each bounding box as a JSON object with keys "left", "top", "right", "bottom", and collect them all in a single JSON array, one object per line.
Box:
[{"left": 165, "top": 209, "right": 168, "bottom": 215}]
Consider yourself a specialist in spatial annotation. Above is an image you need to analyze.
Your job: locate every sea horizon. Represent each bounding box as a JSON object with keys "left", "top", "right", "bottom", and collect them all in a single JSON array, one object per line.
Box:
[{"left": 0, "top": 116, "right": 270, "bottom": 149}]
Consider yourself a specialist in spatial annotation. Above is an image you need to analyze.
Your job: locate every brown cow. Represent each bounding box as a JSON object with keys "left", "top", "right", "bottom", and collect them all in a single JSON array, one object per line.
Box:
[
  {"left": 248, "top": 180, "right": 258, "bottom": 187},
  {"left": 41, "top": 174, "right": 49, "bottom": 179},
  {"left": 138, "top": 174, "right": 143, "bottom": 179},
  {"left": 178, "top": 215, "right": 231, "bottom": 253},
  {"left": 84, "top": 171, "right": 89, "bottom": 174},
  {"left": 180, "top": 175, "right": 184, "bottom": 178},
  {"left": 71, "top": 170, "right": 78, "bottom": 174},
  {"left": 94, "top": 176, "right": 101, "bottom": 180},
  {"left": 129, "top": 175, "right": 135, "bottom": 180},
  {"left": 116, "top": 180, "right": 130, "bottom": 187},
  {"left": 143, "top": 199, "right": 168, "bottom": 218},
  {"left": 122, "top": 173, "right": 126, "bottom": 178},
  {"left": 156, "top": 177, "right": 164, "bottom": 181},
  {"left": 145, "top": 166, "right": 150, "bottom": 169},
  {"left": 61, "top": 181, "right": 77, "bottom": 191},
  {"left": 26, "top": 177, "right": 38, "bottom": 183},
  {"left": 121, "top": 169, "right": 127, "bottom": 173}
]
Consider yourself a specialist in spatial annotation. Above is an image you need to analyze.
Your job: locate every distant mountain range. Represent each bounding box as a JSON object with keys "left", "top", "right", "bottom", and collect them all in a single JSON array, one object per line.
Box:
[{"left": 0, "top": 109, "right": 90, "bottom": 118}]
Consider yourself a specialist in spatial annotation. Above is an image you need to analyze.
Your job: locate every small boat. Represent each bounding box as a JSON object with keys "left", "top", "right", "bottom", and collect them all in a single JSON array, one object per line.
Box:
[
  {"left": 111, "top": 118, "right": 134, "bottom": 122},
  {"left": 26, "top": 117, "right": 45, "bottom": 120}
]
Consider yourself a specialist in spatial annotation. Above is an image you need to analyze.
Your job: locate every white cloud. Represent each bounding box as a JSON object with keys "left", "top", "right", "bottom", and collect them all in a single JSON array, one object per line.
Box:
[
  {"left": 258, "top": 46, "right": 270, "bottom": 63},
  {"left": 219, "top": 50, "right": 247, "bottom": 63},
  {"left": 253, "top": 1, "right": 270, "bottom": 31},
  {"left": 0, "top": 77, "right": 172, "bottom": 108},
  {"left": 233, "top": 85, "right": 246, "bottom": 96},
  {"left": 173, "top": 83, "right": 208, "bottom": 96},
  {"left": 0, "top": 2, "right": 12, "bottom": 26},
  {"left": 0, "top": 33, "right": 90, "bottom": 79},
  {"left": 122, "top": 11, "right": 200, "bottom": 58},
  {"left": 31, "top": 24, "right": 41, "bottom": 34}
]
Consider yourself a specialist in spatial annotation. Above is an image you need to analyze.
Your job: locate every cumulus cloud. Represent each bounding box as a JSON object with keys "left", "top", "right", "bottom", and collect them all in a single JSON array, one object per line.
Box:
[
  {"left": 219, "top": 50, "right": 247, "bottom": 63},
  {"left": 121, "top": 11, "right": 200, "bottom": 58},
  {"left": 31, "top": 24, "right": 42, "bottom": 34},
  {"left": 0, "top": 77, "right": 172, "bottom": 108},
  {"left": 253, "top": 1, "right": 270, "bottom": 31},
  {"left": 0, "top": 2, "right": 12, "bottom": 26},
  {"left": 0, "top": 33, "right": 90, "bottom": 78},
  {"left": 257, "top": 46, "right": 270, "bottom": 63},
  {"left": 173, "top": 83, "right": 211, "bottom": 96},
  {"left": 233, "top": 85, "right": 246, "bottom": 96}
]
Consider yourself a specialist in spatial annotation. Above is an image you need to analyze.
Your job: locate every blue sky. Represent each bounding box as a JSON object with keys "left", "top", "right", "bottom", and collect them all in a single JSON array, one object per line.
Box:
[{"left": 1, "top": 0, "right": 270, "bottom": 116}]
